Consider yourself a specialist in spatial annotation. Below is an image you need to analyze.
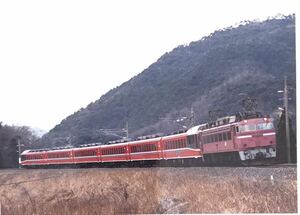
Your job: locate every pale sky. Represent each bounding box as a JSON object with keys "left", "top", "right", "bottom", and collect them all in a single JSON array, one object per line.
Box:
[{"left": 0, "top": 0, "right": 297, "bottom": 131}]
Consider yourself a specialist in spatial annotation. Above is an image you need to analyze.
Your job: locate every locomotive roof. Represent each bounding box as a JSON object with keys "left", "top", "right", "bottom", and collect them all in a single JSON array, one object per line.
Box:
[{"left": 187, "top": 124, "right": 206, "bottom": 135}]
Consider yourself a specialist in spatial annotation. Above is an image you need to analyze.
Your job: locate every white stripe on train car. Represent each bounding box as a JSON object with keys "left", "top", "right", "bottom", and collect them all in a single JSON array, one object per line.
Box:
[
  {"left": 164, "top": 148, "right": 200, "bottom": 152},
  {"left": 236, "top": 135, "right": 252, "bottom": 139},
  {"left": 262, "top": 132, "right": 276, "bottom": 136}
]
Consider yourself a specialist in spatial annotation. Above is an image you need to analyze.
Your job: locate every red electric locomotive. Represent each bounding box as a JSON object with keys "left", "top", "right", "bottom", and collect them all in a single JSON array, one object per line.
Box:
[{"left": 200, "top": 112, "right": 276, "bottom": 164}]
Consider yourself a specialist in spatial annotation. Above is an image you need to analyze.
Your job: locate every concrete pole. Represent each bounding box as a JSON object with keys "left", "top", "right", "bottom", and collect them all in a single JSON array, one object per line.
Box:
[
  {"left": 17, "top": 137, "right": 21, "bottom": 168},
  {"left": 125, "top": 121, "right": 129, "bottom": 139},
  {"left": 190, "top": 106, "right": 195, "bottom": 127},
  {"left": 284, "top": 76, "right": 291, "bottom": 163}
]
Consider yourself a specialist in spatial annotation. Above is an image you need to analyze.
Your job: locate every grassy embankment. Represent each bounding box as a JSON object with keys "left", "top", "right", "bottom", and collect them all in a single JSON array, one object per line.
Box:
[{"left": 0, "top": 167, "right": 297, "bottom": 214}]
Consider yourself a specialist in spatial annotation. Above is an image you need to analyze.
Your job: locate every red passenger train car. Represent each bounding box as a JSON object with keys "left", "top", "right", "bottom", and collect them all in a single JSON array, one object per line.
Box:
[{"left": 20, "top": 112, "right": 276, "bottom": 167}]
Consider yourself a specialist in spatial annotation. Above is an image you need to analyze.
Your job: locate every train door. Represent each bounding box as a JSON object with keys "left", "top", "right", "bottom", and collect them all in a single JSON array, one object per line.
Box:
[
  {"left": 231, "top": 125, "right": 237, "bottom": 149},
  {"left": 197, "top": 133, "right": 203, "bottom": 153},
  {"left": 97, "top": 147, "right": 102, "bottom": 163},
  {"left": 187, "top": 134, "right": 199, "bottom": 149},
  {"left": 158, "top": 138, "right": 163, "bottom": 159},
  {"left": 128, "top": 144, "right": 132, "bottom": 161},
  {"left": 125, "top": 144, "right": 130, "bottom": 161},
  {"left": 187, "top": 134, "right": 201, "bottom": 158}
]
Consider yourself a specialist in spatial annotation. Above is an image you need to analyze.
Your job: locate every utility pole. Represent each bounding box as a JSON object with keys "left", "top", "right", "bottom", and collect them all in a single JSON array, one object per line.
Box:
[
  {"left": 190, "top": 106, "right": 195, "bottom": 127},
  {"left": 283, "top": 76, "right": 291, "bottom": 163},
  {"left": 125, "top": 121, "right": 129, "bottom": 139},
  {"left": 17, "top": 137, "right": 21, "bottom": 169}
]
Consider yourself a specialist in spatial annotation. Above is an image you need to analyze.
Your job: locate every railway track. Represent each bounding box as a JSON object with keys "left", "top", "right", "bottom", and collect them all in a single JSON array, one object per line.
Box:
[{"left": 254, "top": 163, "right": 297, "bottom": 168}]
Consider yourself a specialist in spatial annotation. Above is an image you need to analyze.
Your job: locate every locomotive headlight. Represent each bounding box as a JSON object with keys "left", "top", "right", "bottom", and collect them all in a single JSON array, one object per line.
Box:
[
  {"left": 264, "top": 118, "right": 267, "bottom": 121},
  {"left": 244, "top": 120, "right": 248, "bottom": 123}
]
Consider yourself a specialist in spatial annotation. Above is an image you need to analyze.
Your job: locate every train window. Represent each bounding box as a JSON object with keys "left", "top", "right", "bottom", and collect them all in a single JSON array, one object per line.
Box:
[
  {"left": 172, "top": 141, "right": 175, "bottom": 149},
  {"left": 218, "top": 133, "right": 222, "bottom": 142},
  {"left": 103, "top": 148, "right": 125, "bottom": 155},
  {"left": 223, "top": 133, "right": 227, "bottom": 141},
  {"left": 246, "top": 124, "right": 256, "bottom": 131},
  {"left": 236, "top": 127, "right": 239, "bottom": 132},
  {"left": 239, "top": 124, "right": 256, "bottom": 132},
  {"left": 171, "top": 141, "right": 175, "bottom": 149},
  {"left": 214, "top": 134, "right": 218, "bottom": 142},
  {"left": 257, "top": 123, "right": 274, "bottom": 130},
  {"left": 180, "top": 139, "right": 184, "bottom": 148},
  {"left": 153, "top": 144, "right": 157, "bottom": 151},
  {"left": 227, "top": 132, "right": 232, "bottom": 140},
  {"left": 77, "top": 150, "right": 96, "bottom": 157}
]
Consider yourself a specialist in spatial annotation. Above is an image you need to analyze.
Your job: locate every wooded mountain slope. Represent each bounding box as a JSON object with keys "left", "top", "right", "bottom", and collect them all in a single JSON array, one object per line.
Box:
[{"left": 43, "top": 15, "right": 296, "bottom": 147}]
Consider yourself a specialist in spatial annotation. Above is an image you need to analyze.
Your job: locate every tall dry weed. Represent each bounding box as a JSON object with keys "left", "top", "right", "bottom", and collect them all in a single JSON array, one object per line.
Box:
[{"left": 0, "top": 167, "right": 297, "bottom": 214}]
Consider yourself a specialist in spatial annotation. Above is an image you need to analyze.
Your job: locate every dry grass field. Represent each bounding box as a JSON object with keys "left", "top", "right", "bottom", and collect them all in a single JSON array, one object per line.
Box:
[{"left": 0, "top": 166, "right": 297, "bottom": 214}]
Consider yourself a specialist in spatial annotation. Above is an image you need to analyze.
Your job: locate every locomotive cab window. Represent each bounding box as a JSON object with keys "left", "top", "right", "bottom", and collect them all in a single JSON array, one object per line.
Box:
[{"left": 257, "top": 122, "right": 274, "bottom": 130}]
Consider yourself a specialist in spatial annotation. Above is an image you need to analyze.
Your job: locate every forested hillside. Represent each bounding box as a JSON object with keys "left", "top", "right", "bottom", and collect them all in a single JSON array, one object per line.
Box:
[
  {"left": 42, "top": 15, "right": 296, "bottom": 147},
  {"left": 0, "top": 123, "right": 40, "bottom": 168}
]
